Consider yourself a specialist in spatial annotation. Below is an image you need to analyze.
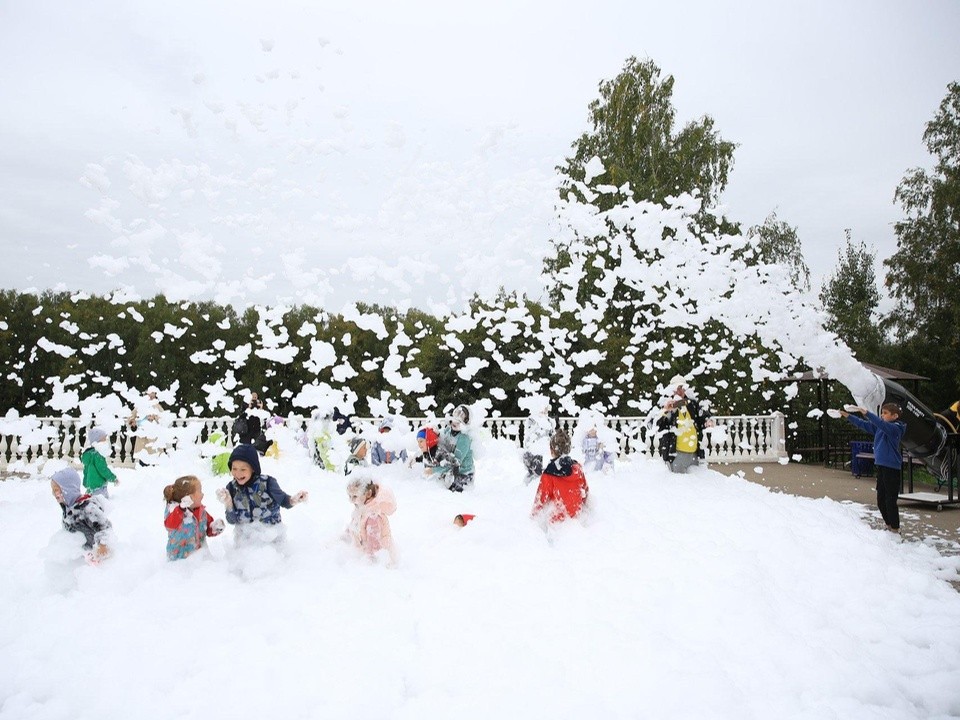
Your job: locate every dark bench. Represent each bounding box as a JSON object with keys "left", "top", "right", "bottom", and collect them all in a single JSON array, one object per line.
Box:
[{"left": 854, "top": 452, "right": 926, "bottom": 489}]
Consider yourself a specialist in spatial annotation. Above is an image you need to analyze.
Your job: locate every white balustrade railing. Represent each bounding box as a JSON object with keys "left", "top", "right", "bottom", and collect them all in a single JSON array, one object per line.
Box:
[
  {"left": 481, "top": 415, "right": 786, "bottom": 463},
  {"left": 0, "top": 413, "right": 786, "bottom": 472}
]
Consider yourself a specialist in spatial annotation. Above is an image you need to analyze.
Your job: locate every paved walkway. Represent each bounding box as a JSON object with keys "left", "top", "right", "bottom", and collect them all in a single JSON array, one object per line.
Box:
[{"left": 714, "top": 461, "right": 960, "bottom": 552}]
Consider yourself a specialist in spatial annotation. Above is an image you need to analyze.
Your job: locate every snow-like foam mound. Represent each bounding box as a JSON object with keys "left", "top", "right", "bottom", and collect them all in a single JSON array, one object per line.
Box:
[{"left": 2, "top": 444, "right": 958, "bottom": 719}]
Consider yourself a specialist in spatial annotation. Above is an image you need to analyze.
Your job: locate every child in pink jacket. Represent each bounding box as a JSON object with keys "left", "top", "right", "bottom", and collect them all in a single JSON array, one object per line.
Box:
[
  {"left": 345, "top": 476, "right": 397, "bottom": 567},
  {"left": 345, "top": 476, "right": 398, "bottom": 566}
]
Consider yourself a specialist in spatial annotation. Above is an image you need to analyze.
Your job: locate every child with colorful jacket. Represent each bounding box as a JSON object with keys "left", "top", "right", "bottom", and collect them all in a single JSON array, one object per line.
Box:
[
  {"left": 656, "top": 376, "right": 712, "bottom": 473},
  {"left": 50, "top": 467, "right": 112, "bottom": 562},
  {"left": 216, "top": 444, "right": 308, "bottom": 543},
  {"left": 81, "top": 427, "right": 118, "bottom": 497},
  {"left": 532, "top": 430, "right": 589, "bottom": 523},
  {"left": 163, "top": 475, "right": 225, "bottom": 560}
]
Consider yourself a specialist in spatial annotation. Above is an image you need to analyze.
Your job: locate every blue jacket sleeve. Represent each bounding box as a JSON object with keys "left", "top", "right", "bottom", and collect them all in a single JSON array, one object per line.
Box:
[
  {"left": 865, "top": 412, "right": 906, "bottom": 445},
  {"left": 845, "top": 414, "right": 873, "bottom": 434},
  {"left": 224, "top": 483, "right": 240, "bottom": 524},
  {"left": 264, "top": 476, "right": 294, "bottom": 509}
]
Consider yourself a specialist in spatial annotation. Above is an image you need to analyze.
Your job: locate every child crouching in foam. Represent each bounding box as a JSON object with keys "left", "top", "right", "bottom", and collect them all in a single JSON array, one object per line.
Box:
[
  {"left": 50, "top": 467, "right": 113, "bottom": 564},
  {"left": 216, "top": 443, "right": 308, "bottom": 545},
  {"left": 532, "top": 430, "right": 589, "bottom": 524},
  {"left": 163, "top": 475, "right": 225, "bottom": 560},
  {"left": 344, "top": 476, "right": 398, "bottom": 566}
]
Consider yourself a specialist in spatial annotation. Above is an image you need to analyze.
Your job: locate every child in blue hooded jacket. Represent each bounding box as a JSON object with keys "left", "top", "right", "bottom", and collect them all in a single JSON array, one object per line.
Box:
[
  {"left": 841, "top": 402, "right": 907, "bottom": 533},
  {"left": 216, "top": 444, "right": 308, "bottom": 544}
]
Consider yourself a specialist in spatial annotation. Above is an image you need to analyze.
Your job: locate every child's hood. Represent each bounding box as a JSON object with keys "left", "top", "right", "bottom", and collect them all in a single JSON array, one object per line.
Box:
[
  {"left": 52, "top": 467, "right": 84, "bottom": 506},
  {"left": 544, "top": 455, "right": 577, "bottom": 478},
  {"left": 85, "top": 427, "right": 108, "bottom": 449},
  {"left": 228, "top": 443, "right": 262, "bottom": 476},
  {"left": 366, "top": 484, "right": 397, "bottom": 516}
]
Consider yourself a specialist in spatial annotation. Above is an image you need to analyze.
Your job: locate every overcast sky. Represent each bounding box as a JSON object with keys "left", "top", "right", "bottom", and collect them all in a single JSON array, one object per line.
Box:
[{"left": 1, "top": 0, "right": 958, "bottom": 314}]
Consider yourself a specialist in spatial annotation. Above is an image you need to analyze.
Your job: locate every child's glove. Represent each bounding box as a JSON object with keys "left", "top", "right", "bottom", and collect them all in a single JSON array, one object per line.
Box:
[
  {"left": 291, "top": 491, "right": 309, "bottom": 505},
  {"left": 215, "top": 488, "right": 229, "bottom": 504},
  {"left": 211, "top": 519, "right": 225, "bottom": 534},
  {"left": 179, "top": 496, "right": 194, "bottom": 509}
]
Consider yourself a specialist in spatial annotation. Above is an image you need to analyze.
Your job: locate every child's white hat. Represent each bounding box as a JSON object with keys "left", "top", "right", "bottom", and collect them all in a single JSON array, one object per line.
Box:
[
  {"left": 668, "top": 375, "right": 687, "bottom": 389},
  {"left": 86, "top": 427, "right": 108, "bottom": 446}
]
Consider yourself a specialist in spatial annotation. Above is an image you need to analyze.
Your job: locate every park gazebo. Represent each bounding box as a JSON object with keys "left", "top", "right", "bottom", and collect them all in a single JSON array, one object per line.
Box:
[{"left": 788, "top": 362, "right": 928, "bottom": 466}]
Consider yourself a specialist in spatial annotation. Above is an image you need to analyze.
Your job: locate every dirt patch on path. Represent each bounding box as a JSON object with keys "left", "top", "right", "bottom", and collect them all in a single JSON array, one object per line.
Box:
[{"left": 713, "top": 462, "right": 960, "bottom": 555}]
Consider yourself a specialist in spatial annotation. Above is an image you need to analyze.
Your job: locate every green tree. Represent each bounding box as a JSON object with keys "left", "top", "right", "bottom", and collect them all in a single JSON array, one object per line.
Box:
[
  {"left": 819, "top": 230, "right": 883, "bottom": 358},
  {"left": 544, "top": 56, "right": 738, "bottom": 315},
  {"left": 559, "top": 56, "right": 737, "bottom": 211},
  {"left": 747, "top": 211, "right": 811, "bottom": 292},
  {"left": 884, "top": 81, "right": 960, "bottom": 400},
  {"left": 534, "top": 57, "right": 784, "bottom": 415}
]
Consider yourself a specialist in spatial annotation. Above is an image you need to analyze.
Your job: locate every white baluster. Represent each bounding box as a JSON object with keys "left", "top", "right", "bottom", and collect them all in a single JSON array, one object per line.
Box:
[
  {"left": 757, "top": 417, "right": 767, "bottom": 460},
  {"left": 55, "top": 419, "right": 65, "bottom": 463},
  {"left": 737, "top": 418, "right": 749, "bottom": 461},
  {"left": 72, "top": 424, "right": 85, "bottom": 461},
  {"left": 748, "top": 417, "right": 758, "bottom": 460}
]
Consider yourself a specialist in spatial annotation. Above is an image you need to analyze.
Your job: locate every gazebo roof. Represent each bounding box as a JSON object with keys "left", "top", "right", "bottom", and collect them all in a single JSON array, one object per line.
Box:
[{"left": 791, "top": 361, "right": 928, "bottom": 382}]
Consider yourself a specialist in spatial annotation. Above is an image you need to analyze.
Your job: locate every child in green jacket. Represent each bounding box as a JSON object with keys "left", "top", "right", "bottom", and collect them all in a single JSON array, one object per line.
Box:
[
  {"left": 82, "top": 428, "right": 119, "bottom": 498},
  {"left": 427, "top": 405, "right": 475, "bottom": 492}
]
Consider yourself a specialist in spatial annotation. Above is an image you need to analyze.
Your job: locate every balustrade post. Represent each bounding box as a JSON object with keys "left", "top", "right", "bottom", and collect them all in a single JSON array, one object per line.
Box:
[{"left": 771, "top": 412, "right": 787, "bottom": 461}]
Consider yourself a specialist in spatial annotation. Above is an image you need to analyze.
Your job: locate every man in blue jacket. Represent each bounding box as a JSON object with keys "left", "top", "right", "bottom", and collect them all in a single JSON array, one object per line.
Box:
[{"left": 841, "top": 403, "right": 907, "bottom": 533}]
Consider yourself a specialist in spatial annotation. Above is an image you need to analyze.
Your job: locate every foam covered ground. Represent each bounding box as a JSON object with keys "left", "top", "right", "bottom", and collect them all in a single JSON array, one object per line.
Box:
[{"left": 2, "top": 429, "right": 959, "bottom": 720}]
